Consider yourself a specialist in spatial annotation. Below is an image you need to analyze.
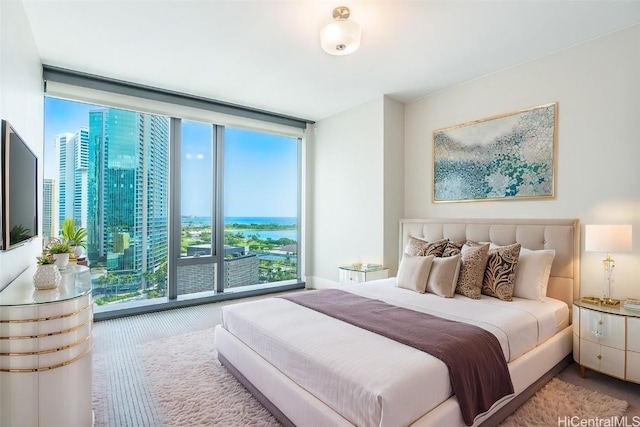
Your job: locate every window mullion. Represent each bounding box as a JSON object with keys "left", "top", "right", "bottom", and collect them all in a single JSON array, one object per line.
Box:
[
  {"left": 168, "top": 117, "right": 182, "bottom": 300},
  {"left": 214, "top": 125, "right": 225, "bottom": 293}
]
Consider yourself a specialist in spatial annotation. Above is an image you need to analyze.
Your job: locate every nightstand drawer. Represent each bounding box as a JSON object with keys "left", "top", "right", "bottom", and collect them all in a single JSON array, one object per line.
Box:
[
  {"left": 579, "top": 338, "right": 625, "bottom": 379},
  {"left": 628, "top": 317, "right": 640, "bottom": 353},
  {"left": 338, "top": 267, "right": 389, "bottom": 284},
  {"left": 579, "top": 309, "right": 625, "bottom": 349},
  {"left": 627, "top": 351, "right": 640, "bottom": 383},
  {"left": 572, "top": 332, "right": 579, "bottom": 364}
]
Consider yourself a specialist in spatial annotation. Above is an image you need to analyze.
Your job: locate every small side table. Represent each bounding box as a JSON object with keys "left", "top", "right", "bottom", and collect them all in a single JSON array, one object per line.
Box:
[
  {"left": 338, "top": 264, "right": 389, "bottom": 285},
  {"left": 573, "top": 298, "right": 640, "bottom": 384}
]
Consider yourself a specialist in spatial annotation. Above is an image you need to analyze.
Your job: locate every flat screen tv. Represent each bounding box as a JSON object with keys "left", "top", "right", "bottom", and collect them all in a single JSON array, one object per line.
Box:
[{"left": 1, "top": 120, "right": 38, "bottom": 251}]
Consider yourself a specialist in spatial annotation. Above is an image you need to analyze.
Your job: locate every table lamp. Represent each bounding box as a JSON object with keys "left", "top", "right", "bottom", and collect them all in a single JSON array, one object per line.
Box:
[{"left": 585, "top": 224, "right": 633, "bottom": 306}]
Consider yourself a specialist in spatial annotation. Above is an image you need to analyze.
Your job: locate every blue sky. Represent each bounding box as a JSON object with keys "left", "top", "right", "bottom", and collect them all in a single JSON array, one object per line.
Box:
[{"left": 44, "top": 97, "right": 298, "bottom": 218}]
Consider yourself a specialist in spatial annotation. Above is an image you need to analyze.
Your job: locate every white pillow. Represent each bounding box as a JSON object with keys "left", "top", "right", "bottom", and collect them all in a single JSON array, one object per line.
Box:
[
  {"left": 513, "top": 248, "right": 555, "bottom": 300},
  {"left": 396, "top": 254, "right": 434, "bottom": 293},
  {"left": 426, "top": 255, "right": 461, "bottom": 298}
]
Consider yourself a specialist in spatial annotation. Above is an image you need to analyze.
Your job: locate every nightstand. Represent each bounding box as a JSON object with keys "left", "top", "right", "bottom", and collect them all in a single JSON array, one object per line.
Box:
[
  {"left": 573, "top": 299, "right": 640, "bottom": 384},
  {"left": 338, "top": 265, "right": 389, "bottom": 284}
]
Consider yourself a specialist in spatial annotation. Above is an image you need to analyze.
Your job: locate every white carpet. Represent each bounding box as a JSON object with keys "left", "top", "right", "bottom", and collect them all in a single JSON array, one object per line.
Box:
[
  {"left": 127, "top": 328, "right": 628, "bottom": 426},
  {"left": 138, "top": 328, "right": 280, "bottom": 426},
  {"left": 499, "top": 377, "right": 628, "bottom": 426}
]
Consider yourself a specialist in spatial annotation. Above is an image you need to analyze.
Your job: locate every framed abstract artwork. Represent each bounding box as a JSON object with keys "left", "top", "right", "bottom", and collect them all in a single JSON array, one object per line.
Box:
[{"left": 433, "top": 103, "right": 557, "bottom": 203}]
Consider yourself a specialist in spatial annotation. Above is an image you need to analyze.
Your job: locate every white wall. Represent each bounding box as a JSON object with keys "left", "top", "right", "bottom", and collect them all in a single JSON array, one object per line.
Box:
[
  {"left": 404, "top": 24, "right": 640, "bottom": 299},
  {"left": 0, "top": 1, "right": 44, "bottom": 288},
  {"left": 307, "top": 96, "right": 404, "bottom": 287},
  {"left": 382, "top": 97, "right": 404, "bottom": 275}
]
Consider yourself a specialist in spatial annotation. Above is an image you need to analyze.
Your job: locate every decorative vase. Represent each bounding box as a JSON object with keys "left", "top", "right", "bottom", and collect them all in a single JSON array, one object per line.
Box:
[
  {"left": 52, "top": 253, "right": 70, "bottom": 268},
  {"left": 33, "top": 264, "right": 62, "bottom": 290},
  {"left": 72, "top": 246, "right": 86, "bottom": 259}
]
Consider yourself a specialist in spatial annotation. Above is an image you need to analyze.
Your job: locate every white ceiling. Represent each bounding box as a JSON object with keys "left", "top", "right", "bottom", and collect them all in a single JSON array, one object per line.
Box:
[{"left": 21, "top": 0, "right": 640, "bottom": 122}]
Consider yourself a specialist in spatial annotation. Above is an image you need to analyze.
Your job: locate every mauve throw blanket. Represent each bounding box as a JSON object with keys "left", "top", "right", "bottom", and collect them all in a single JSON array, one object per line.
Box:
[{"left": 281, "top": 289, "right": 514, "bottom": 426}]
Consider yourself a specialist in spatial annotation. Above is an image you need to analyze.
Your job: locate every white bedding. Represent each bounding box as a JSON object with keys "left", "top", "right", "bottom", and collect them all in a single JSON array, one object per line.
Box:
[{"left": 220, "top": 278, "right": 569, "bottom": 427}]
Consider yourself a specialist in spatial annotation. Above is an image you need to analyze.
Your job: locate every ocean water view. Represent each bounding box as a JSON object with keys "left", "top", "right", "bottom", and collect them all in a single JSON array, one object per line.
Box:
[
  {"left": 225, "top": 216, "right": 297, "bottom": 226},
  {"left": 182, "top": 216, "right": 298, "bottom": 241},
  {"left": 232, "top": 229, "right": 297, "bottom": 241}
]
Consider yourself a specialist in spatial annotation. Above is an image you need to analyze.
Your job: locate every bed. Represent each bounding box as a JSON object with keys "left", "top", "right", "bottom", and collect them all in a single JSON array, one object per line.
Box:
[{"left": 214, "top": 218, "right": 580, "bottom": 426}]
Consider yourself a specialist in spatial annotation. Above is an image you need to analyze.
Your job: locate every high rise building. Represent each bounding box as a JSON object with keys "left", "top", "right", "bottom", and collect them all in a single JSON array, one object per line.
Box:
[
  {"left": 55, "top": 128, "right": 89, "bottom": 232},
  {"left": 87, "top": 108, "right": 169, "bottom": 276},
  {"left": 42, "top": 178, "right": 56, "bottom": 239}
]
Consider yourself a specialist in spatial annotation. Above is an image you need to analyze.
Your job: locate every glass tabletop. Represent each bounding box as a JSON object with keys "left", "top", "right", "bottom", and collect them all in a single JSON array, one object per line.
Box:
[
  {"left": 0, "top": 264, "right": 92, "bottom": 306},
  {"left": 574, "top": 298, "right": 640, "bottom": 318},
  {"left": 340, "top": 263, "right": 384, "bottom": 272}
]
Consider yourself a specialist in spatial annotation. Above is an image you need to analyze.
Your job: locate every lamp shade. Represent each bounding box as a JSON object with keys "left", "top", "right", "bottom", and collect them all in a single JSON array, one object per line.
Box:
[
  {"left": 585, "top": 224, "right": 633, "bottom": 252},
  {"left": 320, "top": 8, "right": 361, "bottom": 56}
]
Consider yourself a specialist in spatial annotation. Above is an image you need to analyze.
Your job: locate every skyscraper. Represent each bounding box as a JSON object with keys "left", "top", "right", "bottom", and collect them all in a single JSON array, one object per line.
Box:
[
  {"left": 87, "top": 108, "right": 169, "bottom": 276},
  {"left": 55, "top": 128, "right": 89, "bottom": 232},
  {"left": 42, "top": 178, "right": 56, "bottom": 239}
]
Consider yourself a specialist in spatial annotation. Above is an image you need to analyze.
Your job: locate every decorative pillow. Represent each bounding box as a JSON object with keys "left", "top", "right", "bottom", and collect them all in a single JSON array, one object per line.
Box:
[
  {"left": 442, "top": 240, "right": 464, "bottom": 257},
  {"left": 404, "top": 236, "right": 428, "bottom": 256},
  {"left": 396, "top": 254, "right": 435, "bottom": 293},
  {"left": 513, "top": 248, "right": 556, "bottom": 300},
  {"left": 404, "top": 237, "right": 448, "bottom": 257},
  {"left": 482, "top": 243, "right": 522, "bottom": 301},
  {"left": 426, "top": 255, "right": 461, "bottom": 298},
  {"left": 455, "top": 243, "right": 490, "bottom": 299}
]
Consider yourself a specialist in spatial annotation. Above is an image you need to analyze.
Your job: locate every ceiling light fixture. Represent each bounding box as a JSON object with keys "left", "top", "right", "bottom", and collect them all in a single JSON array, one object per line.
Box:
[{"left": 320, "top": 6, "right": 361, "bottom": 56}]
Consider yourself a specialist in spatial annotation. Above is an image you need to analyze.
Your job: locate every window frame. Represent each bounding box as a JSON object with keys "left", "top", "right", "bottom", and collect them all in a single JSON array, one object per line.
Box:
[{"left": 43, "top": 67, "right": 309, "bottom": 320}]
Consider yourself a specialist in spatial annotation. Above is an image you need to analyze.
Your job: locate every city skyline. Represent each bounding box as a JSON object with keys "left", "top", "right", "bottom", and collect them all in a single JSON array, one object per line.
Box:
[{"left": 44, "top": 97, "right": 298, "bottom": 218}]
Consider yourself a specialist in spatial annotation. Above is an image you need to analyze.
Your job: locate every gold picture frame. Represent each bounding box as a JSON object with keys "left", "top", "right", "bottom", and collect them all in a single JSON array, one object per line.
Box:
[{"left": 433, "top": 103, "right": 557, "bottom": 203}]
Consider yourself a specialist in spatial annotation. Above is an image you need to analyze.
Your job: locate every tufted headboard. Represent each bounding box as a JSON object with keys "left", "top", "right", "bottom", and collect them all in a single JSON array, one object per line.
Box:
[{"left": 399, "top": 218, "right": 580, "bottom": 307}]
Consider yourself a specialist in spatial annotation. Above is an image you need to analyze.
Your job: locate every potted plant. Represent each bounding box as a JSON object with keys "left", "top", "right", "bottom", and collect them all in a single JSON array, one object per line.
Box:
[
  {"left": 46, "top": 239, "right": 72, "bottom": 267},
  {"left": 33, "top": 253, "right": 61, "bottom": 290},
  {"left": 61, "top": 218, "right": 87, "bottom": 258}
]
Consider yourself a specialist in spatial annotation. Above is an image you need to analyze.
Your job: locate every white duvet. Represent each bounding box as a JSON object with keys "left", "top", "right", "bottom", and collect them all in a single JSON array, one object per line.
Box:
[{"left": 220, "top": 279, "right": 569, "bottom": 427}]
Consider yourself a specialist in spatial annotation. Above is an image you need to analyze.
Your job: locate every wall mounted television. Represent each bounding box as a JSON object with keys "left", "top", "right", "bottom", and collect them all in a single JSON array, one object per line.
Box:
[{"left": 1, "top": 119, "right": 38, "bottom": 251}]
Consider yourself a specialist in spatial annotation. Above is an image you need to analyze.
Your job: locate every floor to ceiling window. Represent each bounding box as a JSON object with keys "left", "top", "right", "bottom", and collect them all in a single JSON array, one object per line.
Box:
[
  {"left": 44, "top": 94, "right": 305, "bottom": 317},
  {"left": 223, "top": 128, "right": 300, "bottom": 290},
  {"left": 45, "top": 98, "right": 170, "bottom": 307},
  {"left": 177, "top": 120, "right": 217, "bottom": 297}
]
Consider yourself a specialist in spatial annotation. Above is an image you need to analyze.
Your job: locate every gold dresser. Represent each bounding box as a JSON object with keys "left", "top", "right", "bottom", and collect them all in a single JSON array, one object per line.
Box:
[{"left": 0, "top": 265, "right": 93, "bottom": 427}]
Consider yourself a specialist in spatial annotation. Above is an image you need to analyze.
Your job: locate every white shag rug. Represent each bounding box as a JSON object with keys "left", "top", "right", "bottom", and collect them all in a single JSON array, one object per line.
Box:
[
  {"left": 137, "top": 328, "right": 280, "bottom": 427},
  {"left": 133, "top": 328, "right": 628, "bottom": 427},
  {"left": 499, "top": 377, "right": 628, "bottom": 427}
]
